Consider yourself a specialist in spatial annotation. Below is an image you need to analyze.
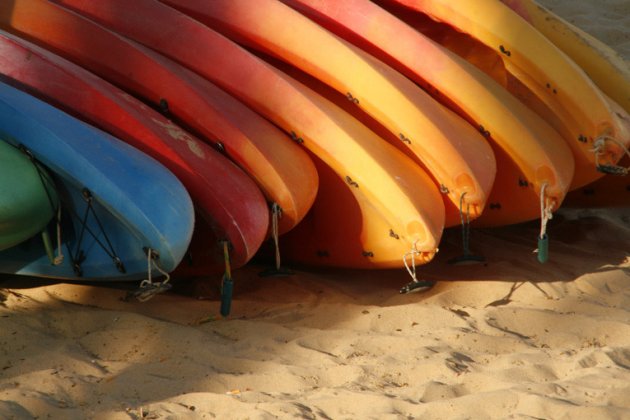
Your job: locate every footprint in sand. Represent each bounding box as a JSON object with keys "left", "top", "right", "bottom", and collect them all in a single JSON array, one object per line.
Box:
[
  {"left": 606, "top": 348, "right": 630, "bottom": 370},
  {"left": 420, "top": 381, "right": 469, "bottom": 402}
]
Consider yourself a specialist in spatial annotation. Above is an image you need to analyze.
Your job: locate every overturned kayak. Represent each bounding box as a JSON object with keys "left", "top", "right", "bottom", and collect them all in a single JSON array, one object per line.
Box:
[
  {"left": 159, "top": 0, "right": 496, "bottom": 226},
  {"left": 501, "top": 0, "right": 630, "bottom": 117},
  {"left": 0, "top": 139, "right": 58, "bottom": 251},
  {"left": 280, "top": 0, "right": 574, "bottom": 228},
  {"left": 377, "top": 0, "right": 630, "bottom": 189},
  {"left": 52, "top": 0, "right": 447, "bottom": 269},
  {"left": 0, "top": 0, "right": 316, "bottom": 238},
  {"left": 0, "top": 82, "right": 194, "bottom": 280},
  {"left": 0, "top": 29, "right": 270, "bottom": 273}
]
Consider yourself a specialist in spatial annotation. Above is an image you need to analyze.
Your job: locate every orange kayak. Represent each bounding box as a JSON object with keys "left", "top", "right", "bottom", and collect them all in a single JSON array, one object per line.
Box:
[
  {"left": 0, "top": 0, "right": 317, "bottom": 236},
  {"left": 281, "top": 0, "right": 575, "bottom": 227},
  {"left": 57, "top": 0, "right": 494, "bottom": 228},
  {"left": 274, "top": 77, "right": 446, "bottom": 268},
  {"left": 563, "top": 96, "right": 630, "bottom": 208},
  {"left": 159, "top": 0, "right": 497, "bottom": 225},
  {"left": 52, "top": 0, "right": 447, "bottom": 268},
  {"left": 501, "top": 0, "right": 630, "bottom": 118},
  {"left": 376, "top": 0, "right": 630, "bottom": 190}
]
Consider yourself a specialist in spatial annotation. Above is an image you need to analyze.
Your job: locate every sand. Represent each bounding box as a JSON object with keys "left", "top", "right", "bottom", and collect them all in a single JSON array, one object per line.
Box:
[
  {"left": 1, "top": 1, "right": 629, "bottom": 419},
  {"left": 538, "top": 0, "right": 630, "bottom": 59}
]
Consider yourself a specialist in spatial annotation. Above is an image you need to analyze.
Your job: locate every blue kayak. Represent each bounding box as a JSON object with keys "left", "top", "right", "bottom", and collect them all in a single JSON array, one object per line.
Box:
[{"left": 0, "top": 81, "right": 194, "bottom": 280}]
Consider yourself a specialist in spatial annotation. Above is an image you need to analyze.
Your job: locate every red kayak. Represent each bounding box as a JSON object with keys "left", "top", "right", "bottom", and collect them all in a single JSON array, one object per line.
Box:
[
  {"left": 0, "top": 0, "right": 317, "bottom": 236},
  {"left": 0, "top": 29, "right": 269, "bottom": 272},
  {"left": 50, "top": 0, "right": 454, "bottom": 269}
]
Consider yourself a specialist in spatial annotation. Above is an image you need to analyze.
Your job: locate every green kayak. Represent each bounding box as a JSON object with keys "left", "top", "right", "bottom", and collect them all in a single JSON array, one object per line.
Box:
[{"left": 0, "top": 139, "right": 58, "bottom": 251}]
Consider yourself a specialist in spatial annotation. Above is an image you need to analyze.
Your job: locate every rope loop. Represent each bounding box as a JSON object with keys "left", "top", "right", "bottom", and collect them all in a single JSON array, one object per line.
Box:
[
  {"left": 447, "top": 192, "right": 485, "bottom": 265},
  {"left": 17, "top": 144, "right": 64, "bottom": 265},
  {"left": 69, "top": 188, "right": 125, "bottom": 275},
  {"left": 536, "top": 183, "right": 554, "bottom": 264},
  {"left": 539, "top": 183, "right": 554, "bottom": 240},
  {"left": 259, "top": 204, "right": 293, "bottom": 277},
  {"left": 459, "top": 192, "right": 471, "bottom": 255},
  {"left": 271, "top": 203, "right": 282, "bottom": 271},
  {"left": 400, "top": 240, "right": 436, "bottom": 294},
  {"left": 52, "top": 206, "right": 64, "bottom": 265},
  {"left": 591, "top": 135, "right": 630, "bottom": 175},
  {"left": 403, "top": 240, "right": 421, "bottom": 283},
  {"left": 126, "top": 248, "right": 171, "bottom": 302}
]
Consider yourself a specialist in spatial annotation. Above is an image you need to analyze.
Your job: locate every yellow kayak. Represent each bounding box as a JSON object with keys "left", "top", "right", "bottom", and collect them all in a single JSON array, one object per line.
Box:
[
  {"left": 377, "top": 0, "right": 630, "bottom": 189},
  {"left": 53, "top": 0, "right": 446, "bottom": 268},
  {"left": 159, "top": 0, "right": 497, "bottom": 226},
  {"left": 281, "top": 0, "right": 575, "bottom": 227}
]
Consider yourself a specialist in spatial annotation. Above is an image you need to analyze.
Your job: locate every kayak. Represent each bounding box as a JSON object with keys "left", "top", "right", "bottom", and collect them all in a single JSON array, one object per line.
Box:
[
  {"left": 0, "top": 139, "right": 58, "bottom": 251},
  {"left": 0, "top": 29, "right": 270, "bottom": 272},
  {"left": 157, "top": 0, "right": 497, "bottom": 225},
  {"left": 278, "top": 0, "right": 576, "bottom": 227},
  {"left": 376, "top": 0, "right": 630, "bottom": 189},
  {"left": 0, "top": 81, "right": 194, "bottom": 280},
  {"left": 0, "top": 0, "right": 317, "bottom": 236},
  {"left": 501, "top": 0, "right": 630, "bottom": 117},
  {"left": 49, "top": 0, "right": 448, "bottom": 268}
]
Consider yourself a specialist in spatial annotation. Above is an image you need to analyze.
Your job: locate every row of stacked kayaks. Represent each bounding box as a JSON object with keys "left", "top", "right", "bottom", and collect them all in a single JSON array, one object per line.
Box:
[{"left": 0, "top": 0, "right": 628, "bottom": 288}]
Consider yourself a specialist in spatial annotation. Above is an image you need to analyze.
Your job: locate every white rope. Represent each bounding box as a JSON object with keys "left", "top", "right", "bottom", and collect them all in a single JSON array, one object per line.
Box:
[
  {"left": 591, "top": 135, "right": 630, "bottom": 169},
  {"left": 137, "top": 249, "right": 170, "bottom": 302},
  {"left": 53, "top": 206, "right": 64, "bottom": 265},
  {"left": 403, "top": 240, "right": 421, "bottom": 283},
  {"left": 539, "top": 183, "right": 553, "bottom": 240},
  {"left": 271, "top": 203, "right": 281, "bottom": 271}
]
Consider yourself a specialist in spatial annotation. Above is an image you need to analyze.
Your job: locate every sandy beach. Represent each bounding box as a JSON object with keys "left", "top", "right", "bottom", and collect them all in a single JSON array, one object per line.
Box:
[{"left": 1, "top": 1, "right": 629, "bottom": 419}]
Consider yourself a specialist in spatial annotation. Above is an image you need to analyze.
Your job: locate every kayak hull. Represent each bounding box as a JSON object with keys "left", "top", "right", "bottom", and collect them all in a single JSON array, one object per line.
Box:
[
  {"left": 0, "top": 82, "right": 194, "bottom": 280},
  {"left": 0, "top": 29, "right": 270, "bottom": 272},
  {"left": 0, "top": 140, "right": 58, "bottom": 251}
]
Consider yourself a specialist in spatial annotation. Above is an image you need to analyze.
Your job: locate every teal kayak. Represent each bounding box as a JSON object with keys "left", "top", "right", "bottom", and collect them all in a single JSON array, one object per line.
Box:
[{"left": 0, "top": 139, "right": 58, "bottom": 251}]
